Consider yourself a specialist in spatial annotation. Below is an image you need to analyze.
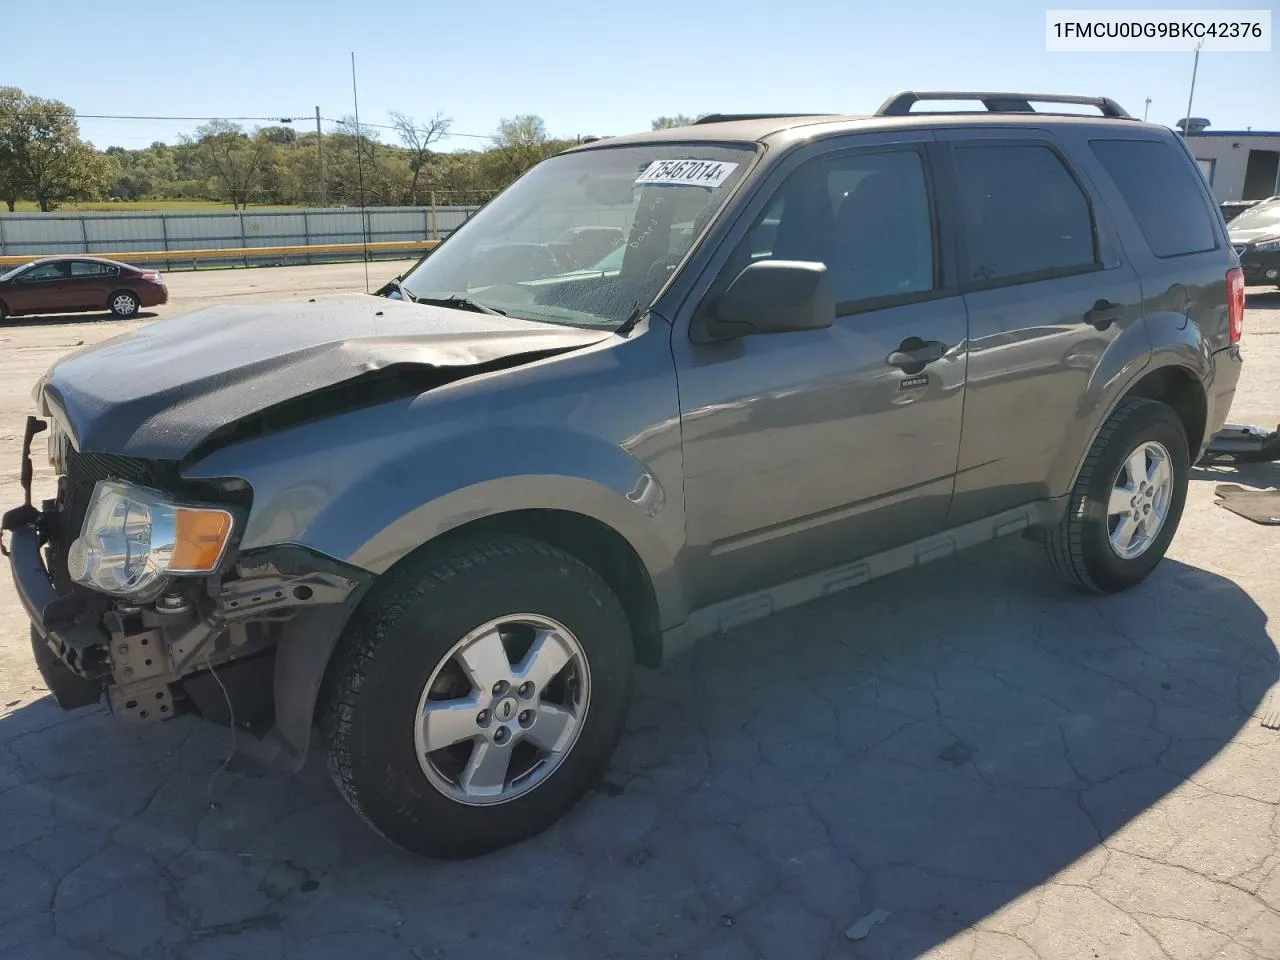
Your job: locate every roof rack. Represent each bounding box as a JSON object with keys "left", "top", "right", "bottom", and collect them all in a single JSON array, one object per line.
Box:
[
  {"left": 693, "top": 113, "right": 834, "bottom": 125},
  {"left": 876, "top": 91, "right": 1132, "bottom": 119}
]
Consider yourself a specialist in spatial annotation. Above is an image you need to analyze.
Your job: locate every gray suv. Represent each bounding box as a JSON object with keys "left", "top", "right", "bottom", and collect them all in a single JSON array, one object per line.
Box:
[{"left": 4, "top": 92, "right": 1246, "bottom": 858}]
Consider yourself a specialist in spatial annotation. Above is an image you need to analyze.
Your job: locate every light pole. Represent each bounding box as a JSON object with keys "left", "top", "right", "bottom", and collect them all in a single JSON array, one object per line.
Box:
[
  {"left": 1182, "top": 40, "right": 1204, "bottom": 134},
  {"left": 315, "top": 106, "right": 325, "bottom": 207},
  {"left": 1143, "top": 98, "right": 1151, "bottom": 122}
]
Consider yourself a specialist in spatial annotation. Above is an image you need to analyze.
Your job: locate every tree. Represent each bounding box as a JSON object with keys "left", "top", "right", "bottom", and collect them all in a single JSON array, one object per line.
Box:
[
  {"left": 185, "top": 121, "right": 270, "bottom": 209},
  {"left": 390, "top": 111, "right": 451, "bottom": 204},
  {"left": 490, "top": 114, "right": 554, "bottom": 183},
  {"left": 651, "top": 114, "right": 701, "bottom": 129},
  {"left": 494, "top": 114, "right": 549, "bottom": 150},
  {"left": 0, "top": 87, "right": 23, "bottom": 210},
  {"left": 0, "top": 88, "right": 109, "bottom": 210}
]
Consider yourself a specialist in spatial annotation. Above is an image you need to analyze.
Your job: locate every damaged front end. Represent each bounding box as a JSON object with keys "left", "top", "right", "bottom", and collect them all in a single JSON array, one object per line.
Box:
[{"left": 4, "top": 415, "right": 372, "bottom": 764}]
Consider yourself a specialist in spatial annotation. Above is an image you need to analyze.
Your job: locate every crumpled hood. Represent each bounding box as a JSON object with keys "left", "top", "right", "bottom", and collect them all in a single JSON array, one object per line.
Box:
[{"left": 38, "top": 295, "right": 609, "bottom": 460}]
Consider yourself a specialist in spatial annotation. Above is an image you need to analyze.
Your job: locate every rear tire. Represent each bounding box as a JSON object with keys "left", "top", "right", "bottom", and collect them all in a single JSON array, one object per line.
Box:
[
  {"left": 322, "top": 536, "right": 634, "bottom": 858},
  {"left": 1045, "top": 397, "right": 1189, "bottom": 593},
  {"left": 108, "top": 290, "right": 139, "bottom": 318}
]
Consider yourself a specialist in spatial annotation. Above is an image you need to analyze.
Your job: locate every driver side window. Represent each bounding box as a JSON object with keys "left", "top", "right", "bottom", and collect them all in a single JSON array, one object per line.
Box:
[
  {"left": 722, "top": 148, "right": 936, "bottom": 311},
  {"left": 21, "top": 262, "right": 68, "bottom": 282}
]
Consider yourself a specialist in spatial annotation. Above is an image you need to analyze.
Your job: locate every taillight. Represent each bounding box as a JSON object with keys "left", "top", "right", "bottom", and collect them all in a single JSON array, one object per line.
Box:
[{"left": 1227, "top": 266, "right": 1245, "bottom": 344}]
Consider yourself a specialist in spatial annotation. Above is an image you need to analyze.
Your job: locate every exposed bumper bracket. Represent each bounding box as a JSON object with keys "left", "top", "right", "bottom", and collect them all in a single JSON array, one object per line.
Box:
[{"left": 1200, "top": 423, "right": 1280, "bottom": 465}]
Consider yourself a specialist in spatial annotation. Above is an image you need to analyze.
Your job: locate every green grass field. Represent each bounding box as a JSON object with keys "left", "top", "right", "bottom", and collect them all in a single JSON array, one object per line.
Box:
[{"left": 4, "top": 200, "right": 304, "bottom": 213}]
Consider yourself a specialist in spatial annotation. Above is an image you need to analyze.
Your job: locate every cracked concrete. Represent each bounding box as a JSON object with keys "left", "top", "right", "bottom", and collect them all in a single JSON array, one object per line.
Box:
[{"left": 1, "top": 268, "right": 1279, "bottom": 959}]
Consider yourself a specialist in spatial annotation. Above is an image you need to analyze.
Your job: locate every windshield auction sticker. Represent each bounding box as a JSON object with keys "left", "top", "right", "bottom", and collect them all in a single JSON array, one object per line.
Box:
[{"left": 635, "top": 159, "right": 739, "bottom": 189}]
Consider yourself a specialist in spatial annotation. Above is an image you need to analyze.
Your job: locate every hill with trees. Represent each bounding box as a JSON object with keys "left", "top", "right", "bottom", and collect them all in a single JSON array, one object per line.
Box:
[{"left": 1, "top": 87, "right": 687, "bottom": 211}]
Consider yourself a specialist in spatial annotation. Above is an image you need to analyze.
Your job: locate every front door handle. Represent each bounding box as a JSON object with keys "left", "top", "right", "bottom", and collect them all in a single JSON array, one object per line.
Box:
[
  {"left": 1083, "top": 299, "right": 1125, "bottom": 331},
  {"left": 887, "top": 337, "right": 948, "bottom": 374}
]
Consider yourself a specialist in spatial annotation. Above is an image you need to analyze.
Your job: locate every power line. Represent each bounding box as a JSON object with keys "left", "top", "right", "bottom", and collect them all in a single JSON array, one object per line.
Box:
[
  {"left": 69, "top": 113, "right": 307, "bottom": 123},
  {"left": 318, "top": 116, "right": 492, "bottom": 139},
  {"left": 37, "top": 110, "right": 498, "bottom": 141},
  {"left": 0, "top": 109, "right": 501, "bottom": 142}
]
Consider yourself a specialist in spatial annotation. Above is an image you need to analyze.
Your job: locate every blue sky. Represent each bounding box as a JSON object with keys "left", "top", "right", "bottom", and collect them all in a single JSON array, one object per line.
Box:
[{"left": 6, "top": 0, "right": 1278, "bottom": 150}]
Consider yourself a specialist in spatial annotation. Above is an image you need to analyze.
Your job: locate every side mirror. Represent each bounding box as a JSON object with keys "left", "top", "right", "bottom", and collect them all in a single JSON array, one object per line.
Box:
[{"left": 697, "top": 260, "right": 835, "bottom": 342}]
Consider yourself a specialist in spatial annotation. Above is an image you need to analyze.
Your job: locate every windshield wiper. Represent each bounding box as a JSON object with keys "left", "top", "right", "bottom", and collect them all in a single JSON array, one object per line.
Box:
[
  {"left": 613, "top": 301, "right": 646, "bottom": 337},
  {"left": 414, "top": 294, "right": 507, "bottom": 316},
  {"left": 386, "top": 278, "right": 418, "bottom": 303}
]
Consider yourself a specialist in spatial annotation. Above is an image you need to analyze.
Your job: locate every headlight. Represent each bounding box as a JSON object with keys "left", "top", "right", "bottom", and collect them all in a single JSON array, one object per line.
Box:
[
  {"left": 1254, "top": 238, "right": 1280, "bottom": 252},
  {"left": 67, "top": 480, "right": 234, "bottom": 598}
]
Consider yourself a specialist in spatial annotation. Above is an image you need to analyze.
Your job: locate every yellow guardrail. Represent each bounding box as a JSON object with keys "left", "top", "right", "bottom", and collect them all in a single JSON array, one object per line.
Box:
[{"left": 0, "top": 239, "right": 440, "bottom": 268}]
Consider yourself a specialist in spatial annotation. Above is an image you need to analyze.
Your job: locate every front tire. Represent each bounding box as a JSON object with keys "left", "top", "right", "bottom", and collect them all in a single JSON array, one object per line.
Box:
[
  {"left": 322, "top": 536, "right": 634, "bottom": 858},
  {"left": 1045, "top": 397, "right": 1189, "bottom": 593},
  {"left": 108, "top": 290, "right": 139, "bottom": 318}
]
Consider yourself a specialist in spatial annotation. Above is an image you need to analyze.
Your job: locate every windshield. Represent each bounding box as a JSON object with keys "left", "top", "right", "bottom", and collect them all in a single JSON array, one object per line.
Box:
[
  {"left": 0, "top": 265, "right": 26, "bottom": 283},
  {"left": 399, "top": 143, "right": 756, "bottom": 329},
  {"left": 1231, "top": 198, "right": 1280, "bottom": 232}
]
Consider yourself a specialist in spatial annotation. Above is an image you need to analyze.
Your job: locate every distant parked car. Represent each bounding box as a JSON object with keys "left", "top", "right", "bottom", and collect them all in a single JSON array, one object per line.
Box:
[
  {"left": 1228, "top": 196, "right": 1280, "bottom": 288},
  {"left": 0, "top": 256, "right": 168, "bottom": 320}
]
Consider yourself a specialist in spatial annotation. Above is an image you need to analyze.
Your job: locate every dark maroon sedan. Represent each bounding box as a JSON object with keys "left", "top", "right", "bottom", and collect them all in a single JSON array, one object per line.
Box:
[{"left": 0, "top": 256, "right": 168, "bottom": 320}]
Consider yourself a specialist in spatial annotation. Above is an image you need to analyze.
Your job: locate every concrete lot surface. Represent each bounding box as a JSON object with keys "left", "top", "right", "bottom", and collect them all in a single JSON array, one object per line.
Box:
[{"left": 1, "top": 265, "right": 1279, "bottom": 960}]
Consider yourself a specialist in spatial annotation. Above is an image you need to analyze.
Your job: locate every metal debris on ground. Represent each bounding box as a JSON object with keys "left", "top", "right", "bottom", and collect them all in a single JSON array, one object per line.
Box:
[
  {"left": 1259, "top": 691, "right": 1280, "bottom": 730},
  {"left": 845, "top": 908, "right": 891, "bottom": 940},
  {"left": 1213, "top": 484, "right": 1280, "bottom": 525}
]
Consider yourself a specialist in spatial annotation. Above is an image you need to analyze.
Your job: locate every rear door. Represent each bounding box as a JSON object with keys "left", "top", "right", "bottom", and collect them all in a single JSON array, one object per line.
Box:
[
  {"left": 934, "top": 129, "right": 1144, "bottom": 525},
  {"left": 67, "top": 260, "right": 117, "bottom": 310},
  {"left": 1087, "top": 134, "right": 1232, "bottom": 353}
]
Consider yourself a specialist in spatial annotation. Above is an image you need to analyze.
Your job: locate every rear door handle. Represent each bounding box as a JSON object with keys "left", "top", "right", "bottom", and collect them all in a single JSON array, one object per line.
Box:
[
  {"left": 887, "top": 337, "right": 948, "bottom": 373},
  {"left": 1083, "top": 299, "right": 1124, "bottom": 331}
]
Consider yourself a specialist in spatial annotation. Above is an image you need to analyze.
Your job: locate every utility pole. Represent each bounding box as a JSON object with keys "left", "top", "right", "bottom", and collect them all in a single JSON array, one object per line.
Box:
[
  {"left": 1143, "top": 98, "right": 1151, "bottom": 122},
  {"left": 315, "top": 106, "right": 326, "bottom": 207},
  {"left": 1182, "top": 41, "right": 1204, "bottom": 135}
]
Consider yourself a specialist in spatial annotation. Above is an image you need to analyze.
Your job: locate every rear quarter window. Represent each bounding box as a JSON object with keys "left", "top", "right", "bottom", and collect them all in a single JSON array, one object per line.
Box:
[{"left": 1090, "top": 139, "right": 1218, "bottom": 258}]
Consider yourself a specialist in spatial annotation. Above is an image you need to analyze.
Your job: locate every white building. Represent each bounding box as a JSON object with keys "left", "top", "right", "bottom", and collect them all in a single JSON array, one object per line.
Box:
[{"left": 1183, "top": 130, "right": 1280, "bottom": 203}]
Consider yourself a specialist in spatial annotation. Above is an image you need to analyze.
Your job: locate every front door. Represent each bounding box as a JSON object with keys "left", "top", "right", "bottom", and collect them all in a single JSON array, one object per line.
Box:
[
  {"left": 672, "top": 141, "right": 969, "bottom": 609},
  {"left": 6, "top": 261, "right": 73, "bottom": 313}
]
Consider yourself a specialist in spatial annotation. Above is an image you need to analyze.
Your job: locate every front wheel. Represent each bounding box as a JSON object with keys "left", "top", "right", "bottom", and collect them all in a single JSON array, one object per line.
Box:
[
  {"left": 322, "top": 536, "right": 634, "bottom": 858},
  {"left": 1045, "top": 397, "right": 1190, "bottom": 593},
  {"left": 109, "top": 291, "right": 139, "bottom": 318}
]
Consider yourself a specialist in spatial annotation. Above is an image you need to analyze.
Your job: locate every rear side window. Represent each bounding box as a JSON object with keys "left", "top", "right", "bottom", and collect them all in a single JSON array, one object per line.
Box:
[
  {"left": 1090, "top": 139, "right": 1217, "bottom": 258},
  {"left": 952, "top": 144, "right": 1097, "bottom": 284},
  {"left": 70, "top": 261, "right": 118, "bottom": 277}
]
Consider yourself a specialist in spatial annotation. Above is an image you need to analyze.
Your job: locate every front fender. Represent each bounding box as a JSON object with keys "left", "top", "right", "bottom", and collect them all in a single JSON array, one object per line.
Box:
[
  {"left": 187, "top": 411, "right": 686, "bottom": 776},
  {"left": 186, "top": 403, "right": 688, "bottom": 627}
]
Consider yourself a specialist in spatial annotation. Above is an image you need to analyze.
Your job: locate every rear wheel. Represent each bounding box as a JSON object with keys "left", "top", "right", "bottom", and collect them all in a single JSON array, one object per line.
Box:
[
  {"left": 108, "top": 290, "right": 139, "bottom": 318},
  {"left": 322, "top": 536, "right": 634, "bottom": 858},
  {"left": 1045, "top": 397, "right": 1189, "bottom": 593}
]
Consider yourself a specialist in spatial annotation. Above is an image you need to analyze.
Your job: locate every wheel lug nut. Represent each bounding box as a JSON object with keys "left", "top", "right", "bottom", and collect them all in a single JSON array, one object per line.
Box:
[
  {"left": 494, "top": 727, "right": 510, "bottom": 744},
  {"left": 519, "top": 710, "right": 533, "bottom": 726},
  {"left": 518, "top": 682, "right": 534, "bottom": 699},
  {"left": 492, "top": 681, "right": 508, "bottom": 696},
  {"left": 476, "top": 710, "right": 489, "bottom": 727}
]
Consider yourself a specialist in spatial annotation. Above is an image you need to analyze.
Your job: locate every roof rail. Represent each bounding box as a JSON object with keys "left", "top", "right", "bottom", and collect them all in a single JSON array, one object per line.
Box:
[
  {"left": 693, "top": 113, "right": 834, "bottom": 125},
  {"left": 876, "top": 91, "right": 1132, "bottom": 119}
]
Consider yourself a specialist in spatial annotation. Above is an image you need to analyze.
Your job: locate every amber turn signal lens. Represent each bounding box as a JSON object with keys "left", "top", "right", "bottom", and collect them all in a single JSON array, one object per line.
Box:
[{"left": 170, "top": 508, "right": 233, "bottom": 572}]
